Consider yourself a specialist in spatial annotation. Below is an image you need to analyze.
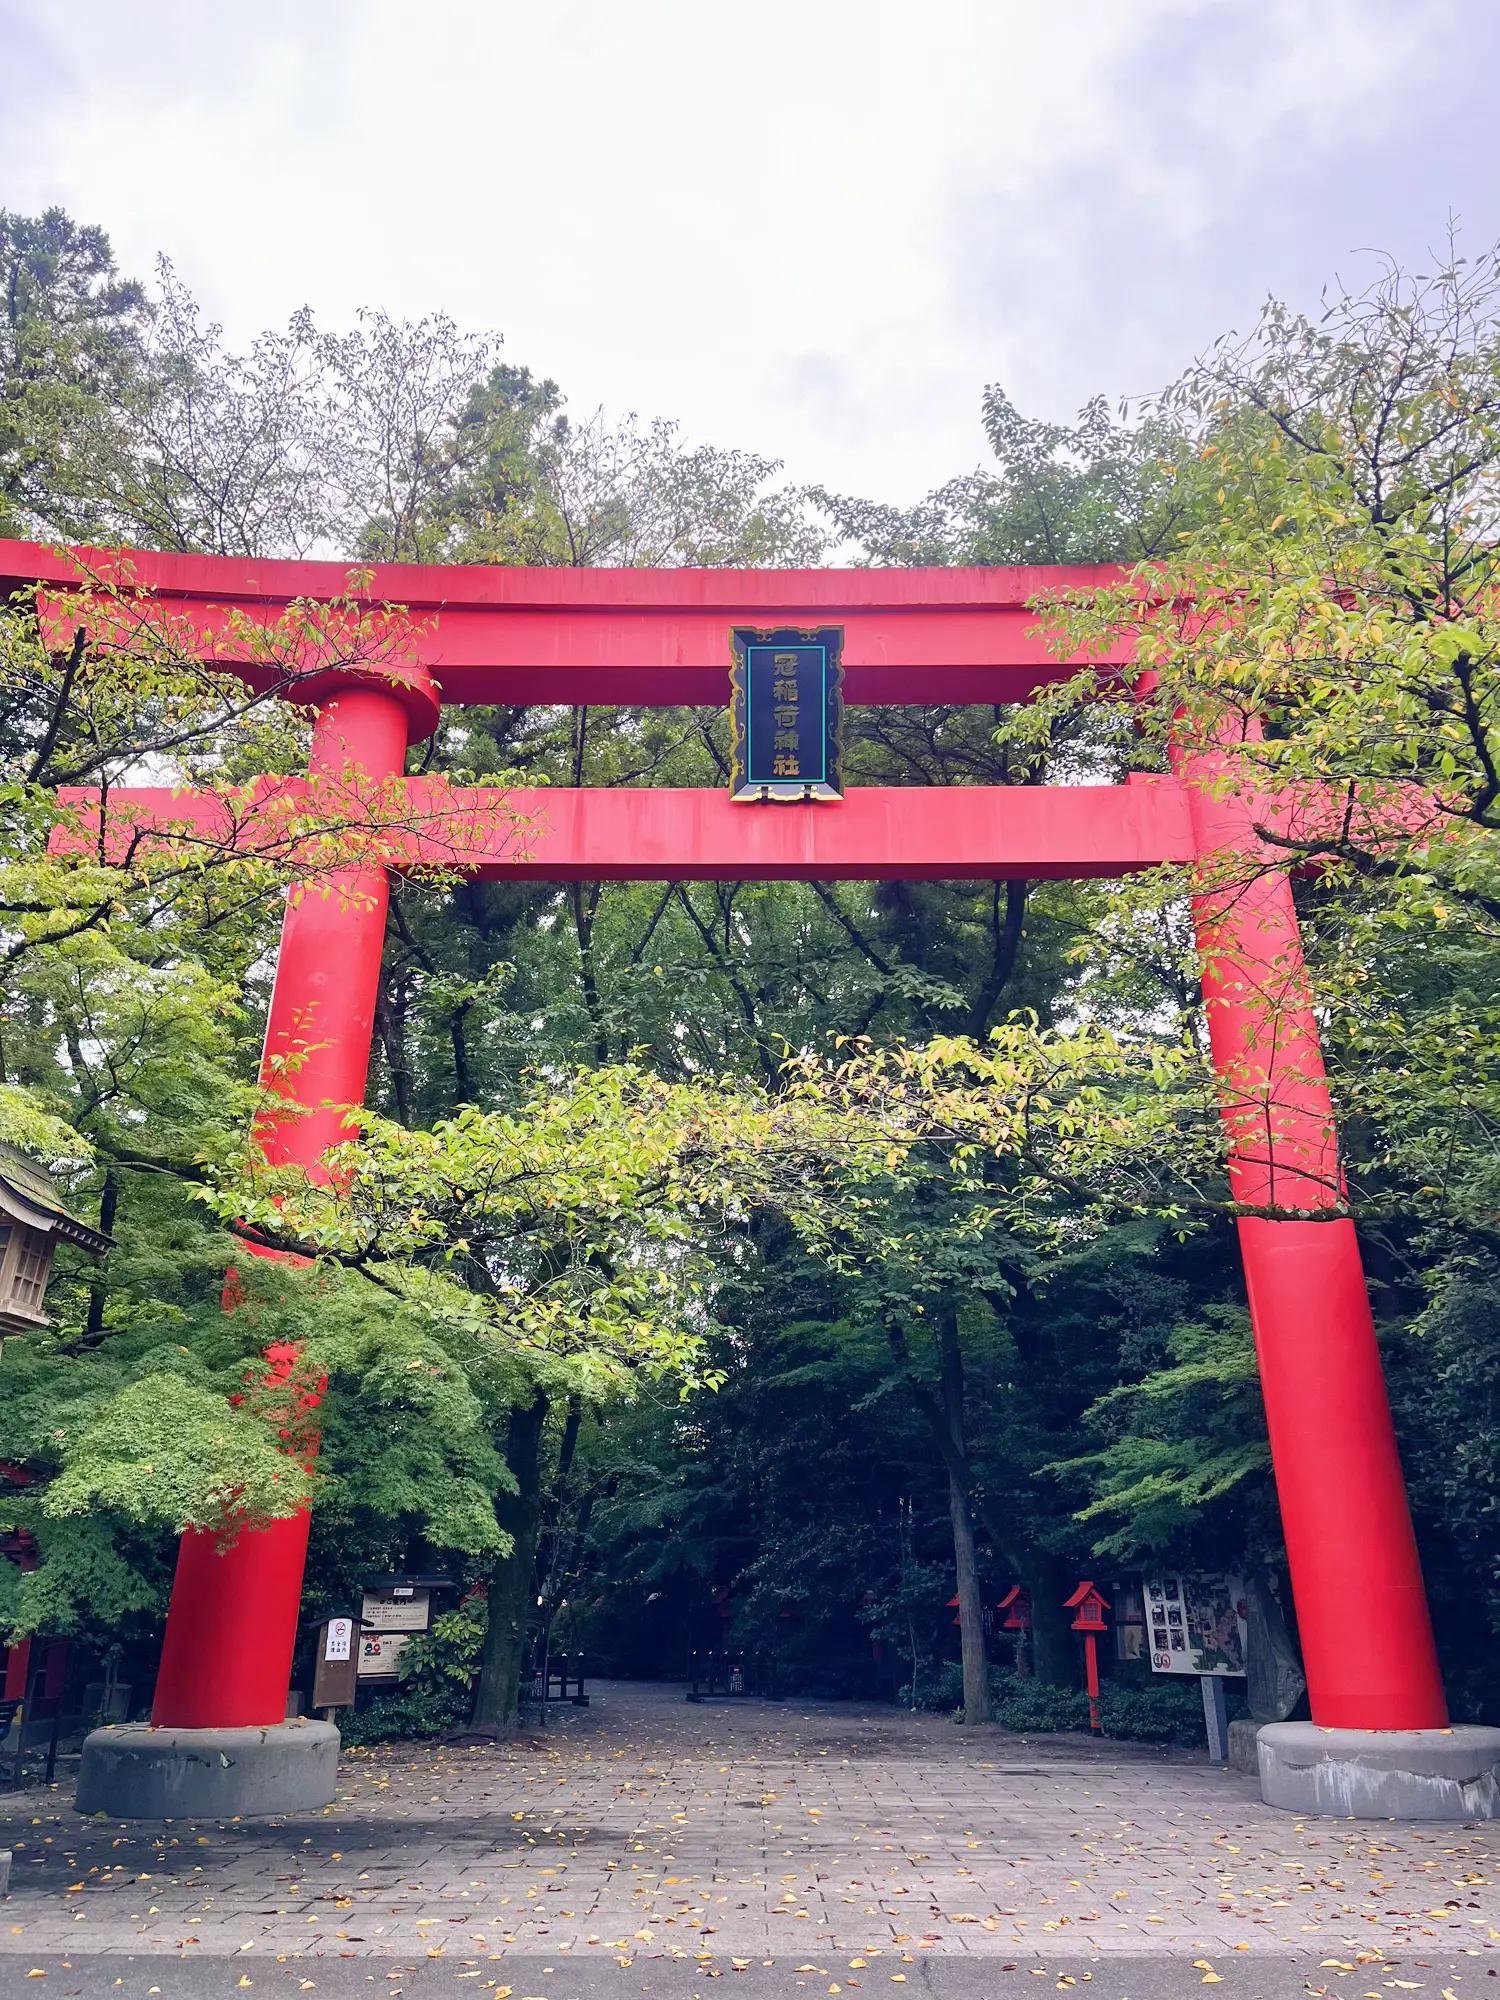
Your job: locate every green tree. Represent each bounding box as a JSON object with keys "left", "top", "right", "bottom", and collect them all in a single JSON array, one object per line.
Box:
[
  {"left": 813, "top": 384, "right": 1201, "bottom": 566},
  {"left": 0, "top": 208, "right": 147, "bottom": 540}
]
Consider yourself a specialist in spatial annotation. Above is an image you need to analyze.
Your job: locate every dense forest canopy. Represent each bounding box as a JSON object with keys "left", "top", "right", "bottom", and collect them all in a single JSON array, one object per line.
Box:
[{"left": 6, "top": 205, "right": 1500, "bottom": 1735}]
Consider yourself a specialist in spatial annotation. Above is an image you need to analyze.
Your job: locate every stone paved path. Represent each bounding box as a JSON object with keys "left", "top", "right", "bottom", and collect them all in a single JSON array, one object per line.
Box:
[{"left": 0, "top": 1682, "right": 1493, "bottom": 1993}]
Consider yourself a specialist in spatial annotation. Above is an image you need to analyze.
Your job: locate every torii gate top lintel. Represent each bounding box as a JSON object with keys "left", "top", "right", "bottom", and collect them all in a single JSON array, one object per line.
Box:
[{"left": 0, "top": 537, "right": 1120, "bottom": 714}]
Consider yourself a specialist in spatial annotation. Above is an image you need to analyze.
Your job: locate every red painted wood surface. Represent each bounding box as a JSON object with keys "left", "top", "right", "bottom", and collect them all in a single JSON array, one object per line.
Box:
[
  {"left": 59, "top": 776, "right": 1196, "bottom": 881},
  {"left": 0, "top": 537, "right": 1126, "bottom": 707},
  {"left": 151, "top": 683, "right": 413, "bottom": 1731},
  {"left": 1175, "top": 723, "right": 1448, "bottom": 1730}
]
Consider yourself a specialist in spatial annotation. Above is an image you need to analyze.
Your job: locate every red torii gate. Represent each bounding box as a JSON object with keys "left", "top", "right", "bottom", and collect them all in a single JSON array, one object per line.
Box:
[{"left": 4, "top": 540, "right": 1447, "bottom": 1757}]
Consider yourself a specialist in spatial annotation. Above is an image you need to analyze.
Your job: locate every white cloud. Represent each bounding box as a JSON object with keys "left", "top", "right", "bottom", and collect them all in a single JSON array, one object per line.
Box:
[{"left": 2, "top": 0, "right": 1495, "bottom": 503}]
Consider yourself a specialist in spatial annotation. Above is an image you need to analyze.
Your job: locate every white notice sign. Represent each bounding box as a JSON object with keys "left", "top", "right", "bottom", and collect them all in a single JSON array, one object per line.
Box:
[
  {"left": 361, "top": 1590, "right": 430, "bottom": 1633},
  {"left": 324, "top": 1617, "right": 353, "bottom": 1662}
]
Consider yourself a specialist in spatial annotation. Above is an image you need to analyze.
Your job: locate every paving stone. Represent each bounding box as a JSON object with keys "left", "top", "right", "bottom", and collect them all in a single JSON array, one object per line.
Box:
[{"left": 0, "top": 1680, "right": 1489, "bottom": 1973}]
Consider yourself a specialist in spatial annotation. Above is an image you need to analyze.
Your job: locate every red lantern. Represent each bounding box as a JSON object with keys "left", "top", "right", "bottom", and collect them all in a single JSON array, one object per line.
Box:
[
  {"left": 1064, "top": 1581, "right": 1109, "bottom": 1633},
  {"left": 1063, "top": 1582, "right": 1111, "bottom": 1732},
  {"left": 998, "top": 1585, "right": 1032, "bottom": 1631}
]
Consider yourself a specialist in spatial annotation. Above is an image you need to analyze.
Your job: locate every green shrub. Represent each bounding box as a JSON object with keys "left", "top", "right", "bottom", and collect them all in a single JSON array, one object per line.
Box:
[
  {"left": 991, "top": 1676, "right": 1093, "bottom": 1733},
  {"left": 899, "top": 1659, "right": 1216, "bottom": 1746},
  {"left": 340, "top": 1603, "right": 486, "bottom": 1745},
  {"left": 1100, "top": 1679, "right": 1222, "bottom": 1746},
  {"left": 898, "top": 1660, "right": 965, "bottom": 1712}
]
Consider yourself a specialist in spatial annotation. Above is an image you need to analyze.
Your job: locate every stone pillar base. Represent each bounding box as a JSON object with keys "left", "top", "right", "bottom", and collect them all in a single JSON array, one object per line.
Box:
[
  {"left": 76, "top": 1720, "right": 338, "bottom": 1819},
  {"left": 1227, "top": 1716, "right": 1260, "bottom": 1774},
  {"left": 1258, "top": 1721, "right": 1500, "bottom": 1819}
]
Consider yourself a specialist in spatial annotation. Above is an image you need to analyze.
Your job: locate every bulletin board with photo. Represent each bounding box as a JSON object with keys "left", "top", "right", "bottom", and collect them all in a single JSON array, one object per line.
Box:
[{"left": 1145, "top": 1574, "right": 1248, "bottom": 1677}]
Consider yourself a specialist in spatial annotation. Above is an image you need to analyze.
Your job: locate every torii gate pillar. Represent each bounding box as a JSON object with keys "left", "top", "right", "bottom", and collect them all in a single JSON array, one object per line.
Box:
[{"left": 78, "top": 664, "right": 438, "bottom": 1820}]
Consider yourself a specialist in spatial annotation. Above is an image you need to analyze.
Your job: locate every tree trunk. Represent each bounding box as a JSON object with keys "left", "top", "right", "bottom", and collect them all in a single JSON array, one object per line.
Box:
[
  {"left": 889, "top": 1304, "right": 992, "bottom": 1723},
  {"left": 1025, "top": 1550, "right": 1077, "bottom": 1687},
  {"left": 1245, "top": 1569, "right": 1307, "bottom": 1722},
  {"left": 567, "top": 708, "right": 610, "bottom": 1064},
  {"left": 82, "top": 1165, "right": 119, "bottom": 1345},
  {"left": 936, "top": 1301, "right": 992, "bottom": 1723},
  {"left": 946, "top": 1461, "right": 991, "bottom": 1721},
  {"left": 471, "top": 1390, "right": 549, "bottom": 1732},
  {"left": 964, "top": 879, "right": 1028, "bottom": 1039},
  {"left": 569, "top": 879, "right": 609, "bottom": 1064},
  {"left": 374, "top": 975, "right": 414, "bottom": 1127}
]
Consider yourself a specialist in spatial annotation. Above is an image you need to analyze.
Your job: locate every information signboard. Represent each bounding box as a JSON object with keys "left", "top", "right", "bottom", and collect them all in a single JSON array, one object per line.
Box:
[
  {"left": 357, "top": 1586, "right": 431, "bottom": 1679},
  {"left": 357, "top": 1630, "right": 413, "bottom": 1680},
  {"left": 1145, "top": 1573, "right": 1248, "bottom": 1677},
  {"left": 360, "top": 1588, "right": 430, "bottom": 1633},
  {"left": 729, "top": 626, "right": 844, "bottom": 801}
]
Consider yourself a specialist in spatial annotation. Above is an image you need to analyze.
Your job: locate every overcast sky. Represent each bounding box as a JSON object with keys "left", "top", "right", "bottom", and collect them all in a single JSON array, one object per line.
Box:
[{"left": 4, "top": 0, "right": 1497, "bottom": 504}]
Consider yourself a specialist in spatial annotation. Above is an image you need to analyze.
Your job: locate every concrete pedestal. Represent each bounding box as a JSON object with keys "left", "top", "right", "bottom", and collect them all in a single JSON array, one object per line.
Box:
[
  {"left": 1227, "top": 1716, "right": 1260, "bottom": 1775},
  {"left": 1258, "top": 1721, "right": 1500, "bottom": 1819},
  {"left": 76, "top": 1719, "right": 338, "bottom": 1819}
]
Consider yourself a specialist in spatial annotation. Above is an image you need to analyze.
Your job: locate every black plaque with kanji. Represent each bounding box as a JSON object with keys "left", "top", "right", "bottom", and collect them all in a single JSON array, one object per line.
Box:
[{"left": 729, "top": 625, "right": 844, "bottom": 801}]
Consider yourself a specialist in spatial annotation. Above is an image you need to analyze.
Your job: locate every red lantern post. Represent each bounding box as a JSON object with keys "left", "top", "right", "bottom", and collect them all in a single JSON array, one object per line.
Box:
[
  {"left": 998, "top": 1584, "right": 1032, "bottom": 1677},
  {"left": 1064, "top": 1582, "right": 1110, "bottom": 1734}
]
